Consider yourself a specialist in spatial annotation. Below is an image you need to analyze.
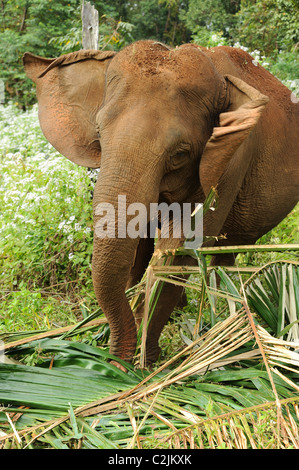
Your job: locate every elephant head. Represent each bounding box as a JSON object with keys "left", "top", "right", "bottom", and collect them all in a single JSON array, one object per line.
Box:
[{"left": 23, "top": 41, "right": 269, "bottom": 364}]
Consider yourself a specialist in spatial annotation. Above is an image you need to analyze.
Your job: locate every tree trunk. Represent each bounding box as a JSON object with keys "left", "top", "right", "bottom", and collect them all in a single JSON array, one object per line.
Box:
[
  {"left": 81, "top": 1, "right": 99, "bottom": 50},
  {"left": 19, "top": 5, "right": 28, "bottom": 32}
]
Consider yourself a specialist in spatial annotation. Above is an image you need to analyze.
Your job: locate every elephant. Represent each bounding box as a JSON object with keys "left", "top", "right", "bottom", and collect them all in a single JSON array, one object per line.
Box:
[{"left": 23, "top": 40, "right": 298, "bottom": 367}]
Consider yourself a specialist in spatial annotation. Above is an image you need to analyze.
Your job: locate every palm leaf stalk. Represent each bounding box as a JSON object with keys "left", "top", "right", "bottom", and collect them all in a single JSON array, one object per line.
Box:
[{"left": 0, "top": 314, "right": 107, "bottom": 355}]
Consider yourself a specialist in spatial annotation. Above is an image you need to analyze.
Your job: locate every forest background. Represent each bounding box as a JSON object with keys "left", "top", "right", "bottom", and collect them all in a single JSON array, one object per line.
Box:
[{"left": 0, "top": 0, "right": 298, "bottom": 109}]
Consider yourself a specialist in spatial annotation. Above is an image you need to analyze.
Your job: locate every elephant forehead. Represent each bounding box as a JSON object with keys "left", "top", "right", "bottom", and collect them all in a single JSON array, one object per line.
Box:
[{"left": 109, "top": 40, "right": 216, "bottom": 86}]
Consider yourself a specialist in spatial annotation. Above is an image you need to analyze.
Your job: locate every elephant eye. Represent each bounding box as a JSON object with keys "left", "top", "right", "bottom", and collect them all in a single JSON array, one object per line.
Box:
[{"left": 170, "top": 151, "right": 189, "bottom": 169}]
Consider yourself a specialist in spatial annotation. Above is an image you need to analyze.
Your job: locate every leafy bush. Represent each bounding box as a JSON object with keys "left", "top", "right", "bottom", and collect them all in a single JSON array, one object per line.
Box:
[
  {"left": 0, "top": 0, "right": 82, "bottom": 107},
  {"left": 237, "top": 0, "right": 299, "bottom": 57},
  {"left": 268, "top": 50, "right": 299, "bottom": 89}
]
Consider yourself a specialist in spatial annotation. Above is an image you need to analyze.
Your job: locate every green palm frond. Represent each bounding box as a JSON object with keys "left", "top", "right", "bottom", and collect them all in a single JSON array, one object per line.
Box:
[{"left": 245, "top": 262, "right": 299, "bottom": 341}]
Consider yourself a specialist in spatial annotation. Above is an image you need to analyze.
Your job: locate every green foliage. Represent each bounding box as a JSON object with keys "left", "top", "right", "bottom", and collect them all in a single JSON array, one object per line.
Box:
[
  {"left": 182, "top": 0, "right": 240, "bottom": 44},
  {"left": 237, "top": 0, "right": 299, "bottom": 56},
  {"left": 246, "top": 263, "right": 299, "bottom": 340},
  {"left": 268, "top": 50, "right": 299, "bottom": 87},
  {"left": 98, "top": 18, "right": 135, "bottom": 51},
  {"left": 0, "top": 0, "right": 81, "bottom": 107}
]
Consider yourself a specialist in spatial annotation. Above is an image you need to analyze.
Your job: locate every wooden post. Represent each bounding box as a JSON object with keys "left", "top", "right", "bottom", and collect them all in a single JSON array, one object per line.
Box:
[{"left": 81, "top": 1, "right": 99, "bottom": 50}]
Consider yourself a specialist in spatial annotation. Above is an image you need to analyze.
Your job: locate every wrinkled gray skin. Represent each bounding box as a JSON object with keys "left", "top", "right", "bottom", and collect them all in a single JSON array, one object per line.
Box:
[{"left": 23, "top": 41, "right": 298, "bottom": 367}]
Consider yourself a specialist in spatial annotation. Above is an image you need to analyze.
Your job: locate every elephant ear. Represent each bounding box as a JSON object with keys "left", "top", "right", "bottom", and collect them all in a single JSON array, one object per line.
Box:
[
  {"left": 199, "top": 75, "right": 269, "bottom": 196},
  {"left": 23, "top": 50, "right": 115, "bottom": 168}
]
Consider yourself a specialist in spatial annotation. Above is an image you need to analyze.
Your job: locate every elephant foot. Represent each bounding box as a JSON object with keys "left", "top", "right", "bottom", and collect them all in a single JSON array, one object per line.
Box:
[
  {"left": 108, "top": 341, "right": 137, "bottom": 370},
  {"left": 108, "top": 312, "right": 137, "bottom": 366}
]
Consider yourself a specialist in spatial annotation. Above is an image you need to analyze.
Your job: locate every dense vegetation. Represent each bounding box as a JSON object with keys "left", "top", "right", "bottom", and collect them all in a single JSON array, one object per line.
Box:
[
  {"left": 0, "top": 0, "right": 298, "bottom": 450},
  {"left": 0, "top": 0, "right": 298, "bottom": 107}
]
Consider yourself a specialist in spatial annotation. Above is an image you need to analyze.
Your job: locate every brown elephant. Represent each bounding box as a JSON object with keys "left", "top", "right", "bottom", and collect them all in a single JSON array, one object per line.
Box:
[{"left": 23, "top": 40, "right": 298, "bottom": 366}]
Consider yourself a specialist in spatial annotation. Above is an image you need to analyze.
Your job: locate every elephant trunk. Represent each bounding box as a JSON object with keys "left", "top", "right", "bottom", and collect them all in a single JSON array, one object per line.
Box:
[{"left": 92, "top": 149, "right": 162, "bottom": 362}]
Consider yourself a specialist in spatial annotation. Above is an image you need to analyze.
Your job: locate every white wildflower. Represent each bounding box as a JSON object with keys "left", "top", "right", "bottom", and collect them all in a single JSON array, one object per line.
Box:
[{"left": 63, "top": 225, "right": 71, "bottom": 234}]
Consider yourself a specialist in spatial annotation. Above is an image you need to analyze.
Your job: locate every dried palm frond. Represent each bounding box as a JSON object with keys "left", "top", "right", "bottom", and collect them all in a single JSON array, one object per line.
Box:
[{"left": 162, "top": 396, "right": 299, "bottom": 449}]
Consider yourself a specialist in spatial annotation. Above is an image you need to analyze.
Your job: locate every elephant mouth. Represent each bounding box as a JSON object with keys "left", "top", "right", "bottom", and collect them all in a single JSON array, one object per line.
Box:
[{"left": 159, "top": 185, "right": 198, "bottom": 205}]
